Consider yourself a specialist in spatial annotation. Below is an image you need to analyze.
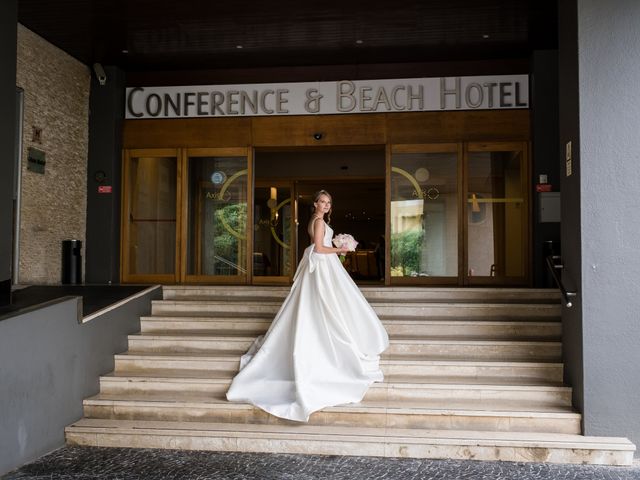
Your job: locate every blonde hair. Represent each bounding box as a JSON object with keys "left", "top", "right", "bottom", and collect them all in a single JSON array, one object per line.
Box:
[{"left": 313, "top": 189, "right": 332, "bottom": 224}]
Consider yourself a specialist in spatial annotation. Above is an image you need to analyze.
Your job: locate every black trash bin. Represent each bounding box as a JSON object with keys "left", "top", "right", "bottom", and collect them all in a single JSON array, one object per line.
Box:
[{"left": 61, "top": 239, "right": 82, "bottom": 284}]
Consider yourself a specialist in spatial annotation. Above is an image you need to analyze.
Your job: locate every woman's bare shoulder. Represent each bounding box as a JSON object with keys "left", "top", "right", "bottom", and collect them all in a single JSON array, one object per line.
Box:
[{"left": 308, "top": 215, "right": 324, "bottom": 237}]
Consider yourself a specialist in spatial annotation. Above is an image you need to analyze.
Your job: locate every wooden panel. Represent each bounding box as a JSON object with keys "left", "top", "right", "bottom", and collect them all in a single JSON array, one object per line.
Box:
[
  {"left": 124, "top": 111, "right": 528, "bottom": 149},
  {"left": 123, "top": 118, "right": 252, "bottom": 148},
  {"left": 386, "top": 110, "right": 530, "bottom": 144},
  {"left": 251, "top": 114, "right": 386, "bottom": 147},
  {"left": 391, "top": 143, "right": 458, "bottom": 153}
]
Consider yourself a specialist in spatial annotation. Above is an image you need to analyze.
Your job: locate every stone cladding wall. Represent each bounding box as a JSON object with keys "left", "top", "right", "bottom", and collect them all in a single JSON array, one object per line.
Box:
[{"left": 16, "top": 24, "right": 90, "bottom": 283}]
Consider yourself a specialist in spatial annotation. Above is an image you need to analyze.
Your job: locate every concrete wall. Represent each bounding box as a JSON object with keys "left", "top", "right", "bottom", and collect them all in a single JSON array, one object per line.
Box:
[
  {"left": 576, "top": 0, "right": 640, "bottom": 448},
  {"left": 85, "top": 66, "right": 126, "bottom": 284},
  {"left": 16, "top": 25, "right": 90, "bottom": 284},
  {"left": 558, "top": 0, "right": 585, "bottom": 417},
  {"left": 0, "top": 286, "right": 162, "bottom": 476},
  {"left": 0, "top": 0, "right": 17, "bottom": 304}
]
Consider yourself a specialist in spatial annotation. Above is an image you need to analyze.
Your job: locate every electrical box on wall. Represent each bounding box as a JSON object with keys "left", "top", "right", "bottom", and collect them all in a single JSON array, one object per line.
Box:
[{"left": 539, "top": 192, "right": 561, "bottom": 222}]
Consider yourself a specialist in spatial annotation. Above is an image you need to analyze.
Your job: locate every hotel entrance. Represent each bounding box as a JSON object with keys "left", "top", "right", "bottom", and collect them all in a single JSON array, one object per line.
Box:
[
  {"left": 121, "top": 138, "right": 529, "bottom": 286},
  {"left": 253, "top": 148, "right": 386, "bottom": 284}
]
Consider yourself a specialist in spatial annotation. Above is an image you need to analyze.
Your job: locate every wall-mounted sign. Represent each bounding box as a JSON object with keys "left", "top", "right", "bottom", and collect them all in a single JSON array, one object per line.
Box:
[
  {"left": 126, "top": 75, "right": 529, "bottom": 119},
  {"left": 211, "top": 171, "right": 226, "bottom": 185},
  {"left": 98, "top": 185, "right": 113, "bottom": 194},
  {"left": 27, "top": 147, "right": 46, "bottom": 174}
]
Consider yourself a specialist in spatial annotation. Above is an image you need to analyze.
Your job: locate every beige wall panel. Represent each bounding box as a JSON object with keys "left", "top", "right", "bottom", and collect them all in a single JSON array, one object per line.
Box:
[
  {"left": 123, "top": 118, "right": 252, "bottom": 148},
  {"left": 16, "top": 25, "right": 90, "bottom": 284},
  {"left": 387, "top": 110, "right": 530, "bottom": 144},
  {"left": 251, "top": 114, "right": 386, "bottom": 146}
]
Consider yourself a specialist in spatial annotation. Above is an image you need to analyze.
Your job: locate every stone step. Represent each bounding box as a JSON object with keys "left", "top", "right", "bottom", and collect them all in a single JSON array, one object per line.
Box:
[
  {"left": 127, "top": 333, "right": 562, "bottom": 362},
  {"left": 82, "top": 392, "right": 582, "bottom": 434},
  {"left": 162, "top": 285, "right": 562, "bottom": 304},
  {"left": 65, "top": 418, "right": 636, "bottom": 465},
  {"left": 151, "top": 300, "right": 561, "bottom": 320},
  {"left": 100, "top": 371, "right": 572, "bottom": 406},
  {"left": 140, "top": 316, "right": 562, "bottom": 340},
  {"left": 114, "top": 352, "right": 564, "bottom": 383}
]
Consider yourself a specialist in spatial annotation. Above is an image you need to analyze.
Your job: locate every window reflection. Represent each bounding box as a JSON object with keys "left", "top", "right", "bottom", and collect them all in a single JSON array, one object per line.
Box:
[
  {"left": 467, "top": 150, "right": 524, "bottom": 278},
  {"left": 253, "top": 185, "right": 293, "bottom": 277},
  {"left": 390, "top": 151, "right": 458, "bottom": 278},
  {"left": 187, "top": 156, "right": 247, "bottom": 277}
]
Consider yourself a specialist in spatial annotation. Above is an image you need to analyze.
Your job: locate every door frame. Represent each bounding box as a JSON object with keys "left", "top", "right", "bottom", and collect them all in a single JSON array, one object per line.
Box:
[
  {"left": 462, "top": 141, "right": 530, "bottom": 286},
  {"left": 252, "top": 179, "right": 296, "bottom": 285},
  {"left": 121, "top": 148, "right": 182, "bottom": 284},
  {"left": 387, "top": 143, "right": 462, "bottom": 286},
  {"left": 179, "top": 147, "right": 253, "bottom": 284}
]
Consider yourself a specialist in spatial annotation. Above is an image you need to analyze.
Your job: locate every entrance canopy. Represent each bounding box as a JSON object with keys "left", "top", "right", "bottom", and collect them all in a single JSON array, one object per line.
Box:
[{"left": 17, "top": 1, "right": 557, "bottom": 74}]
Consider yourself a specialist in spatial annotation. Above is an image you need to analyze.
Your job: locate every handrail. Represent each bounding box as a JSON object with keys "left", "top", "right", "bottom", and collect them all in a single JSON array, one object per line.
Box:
[{"left": 545, "top": 255, "right": 577, "bottom": 308}]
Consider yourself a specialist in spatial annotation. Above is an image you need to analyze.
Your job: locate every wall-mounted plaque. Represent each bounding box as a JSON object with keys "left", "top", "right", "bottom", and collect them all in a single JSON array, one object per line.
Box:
[{"left": 27, "top": 147, "right": 46, "bottom": 174}]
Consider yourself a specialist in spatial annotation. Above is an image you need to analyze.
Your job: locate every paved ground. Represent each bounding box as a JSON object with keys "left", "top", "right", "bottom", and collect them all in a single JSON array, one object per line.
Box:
[{"left": 3, "top": 447, "right": 640, "bottom": 480}]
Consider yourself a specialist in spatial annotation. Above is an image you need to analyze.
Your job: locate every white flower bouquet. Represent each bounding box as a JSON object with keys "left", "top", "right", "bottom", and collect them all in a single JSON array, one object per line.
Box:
[{"left": 333, "top": 233, "right": 358, "bottom": 253}]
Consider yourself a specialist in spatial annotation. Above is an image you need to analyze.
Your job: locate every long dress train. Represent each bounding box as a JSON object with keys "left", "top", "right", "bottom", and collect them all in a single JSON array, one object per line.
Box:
[{"left": 226, "top": 221, "right": 389, "bottom": 422}]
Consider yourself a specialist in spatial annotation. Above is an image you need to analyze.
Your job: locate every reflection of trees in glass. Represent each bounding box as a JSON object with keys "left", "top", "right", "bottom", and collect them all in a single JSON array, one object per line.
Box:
[
  {"left": 391, "top": 229, "right": 424, "bottom": 276},
  {"left": 213, "top": 203, "right": 246, "bottom": 272}
]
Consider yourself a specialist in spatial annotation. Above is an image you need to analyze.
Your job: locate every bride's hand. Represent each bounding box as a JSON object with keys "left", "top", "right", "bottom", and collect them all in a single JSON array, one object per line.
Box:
[{"left": 337, "top": 246, "right": 350, "bottom": 254}]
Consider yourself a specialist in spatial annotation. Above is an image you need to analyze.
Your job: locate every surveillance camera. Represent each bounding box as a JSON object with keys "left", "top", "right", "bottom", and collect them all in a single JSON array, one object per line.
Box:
[
  {"left": 93, "top": 63, "right": 107, "bottom": 86},
  {"left": 313, "top": 132, "right": 323, "bottom": 140}
]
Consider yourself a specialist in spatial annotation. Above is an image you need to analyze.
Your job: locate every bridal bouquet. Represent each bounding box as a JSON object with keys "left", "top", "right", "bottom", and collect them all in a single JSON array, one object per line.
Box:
[{"left": 333, "top": 233, "right": 358, "bottom": 255}]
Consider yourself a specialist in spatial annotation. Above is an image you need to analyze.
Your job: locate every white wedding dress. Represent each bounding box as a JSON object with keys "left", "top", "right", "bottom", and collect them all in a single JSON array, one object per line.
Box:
[{"left": 226, "top": 220, "right": 389, "bottom": 422}]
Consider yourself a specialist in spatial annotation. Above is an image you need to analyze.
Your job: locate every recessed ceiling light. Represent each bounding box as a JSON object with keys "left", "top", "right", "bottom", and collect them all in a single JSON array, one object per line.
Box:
[
  {"left": 355, "top": 39, "right": 363, "bottom": 44},
  {"left": 121, "top": 49, "right": 129, "bottom": 54},
  {"left": 236, "top": 45, "right": 243, "bottom": 49},
  {"left": 482, "top": 34, "right": 490, "bottom": 39}
]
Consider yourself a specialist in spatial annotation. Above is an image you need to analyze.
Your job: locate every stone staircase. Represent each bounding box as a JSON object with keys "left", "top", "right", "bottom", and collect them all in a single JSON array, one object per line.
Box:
[{"left": 65, "top": 286, "right": 635, "bottom": 465}]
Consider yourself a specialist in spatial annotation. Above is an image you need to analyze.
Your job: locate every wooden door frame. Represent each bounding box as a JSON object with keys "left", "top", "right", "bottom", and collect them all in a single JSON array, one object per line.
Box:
[
  {"left": 252, "top": 179, "right": 296, "bottom": 285},
  {"left": 462, "top": 141, "right": 530, "bottom": 286},
  {"left": 387, "top": 143, "right": 461, "bottom": 286},
  {"left": 179, "top": 147, "right": 253, "bottom": 284},
  {"left": 120, "top": 148, "right": 181, "bottom": 284}
]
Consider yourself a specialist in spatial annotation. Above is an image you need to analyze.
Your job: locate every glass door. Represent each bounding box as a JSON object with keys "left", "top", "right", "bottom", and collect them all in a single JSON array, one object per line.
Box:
[
  {"left": 252, "top": 181, "right": 294, "bottom": 283},
  {"left": 464, "top": 142, "right": 529, "bottom": 285},
  {"left": 121, "top": 149, "right": 180, "bottom": 283},
  {"left": 388, "top": 144, "right": 461, "bottom": 285},
  {"left": 181, "top": 148, "right": 252, "bottom": 283}
]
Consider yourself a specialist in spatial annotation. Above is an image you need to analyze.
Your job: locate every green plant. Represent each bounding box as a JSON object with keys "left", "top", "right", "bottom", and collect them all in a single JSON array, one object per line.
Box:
[{"left": 391, "top": 229, "right": 423, "bottom": 276}]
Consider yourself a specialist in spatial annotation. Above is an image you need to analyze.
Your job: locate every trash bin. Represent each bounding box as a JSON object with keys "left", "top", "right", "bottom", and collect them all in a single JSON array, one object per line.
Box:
[{"left": 61, "top": 239, "right": 82, "bottom": 284}]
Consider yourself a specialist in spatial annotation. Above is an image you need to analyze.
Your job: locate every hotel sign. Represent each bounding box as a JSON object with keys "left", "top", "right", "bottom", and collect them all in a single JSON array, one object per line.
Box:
[{"left": 125, "top": 75, "right": 528, "bottom": 119}]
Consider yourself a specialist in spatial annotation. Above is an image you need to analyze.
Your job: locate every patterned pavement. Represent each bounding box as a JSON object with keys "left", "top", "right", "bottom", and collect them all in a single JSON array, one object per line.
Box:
[{"left": 3, "top": 446, "right": 640, "bottom": 480}]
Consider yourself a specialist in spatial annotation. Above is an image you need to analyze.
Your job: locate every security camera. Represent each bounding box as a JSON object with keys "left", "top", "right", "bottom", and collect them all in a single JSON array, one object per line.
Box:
[
  {"left": 93, "top": 63, "right": 107, "bottom": 86},
  {"left": 313, "top": 132, "right": 323, "bottom": 140}
]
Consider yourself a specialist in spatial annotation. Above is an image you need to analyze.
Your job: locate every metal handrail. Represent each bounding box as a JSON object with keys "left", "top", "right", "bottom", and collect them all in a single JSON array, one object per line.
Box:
[{"left": 545, "top": 255, "right": 577, "bottom": 307}]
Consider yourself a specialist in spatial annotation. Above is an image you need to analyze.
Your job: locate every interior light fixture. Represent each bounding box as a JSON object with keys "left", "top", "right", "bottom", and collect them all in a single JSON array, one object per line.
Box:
[
  {"left": 471, "top": 193, "right": 481, "bottom": 213},
  {"left": 415, "top": 167, "right": 430, "bottom": 182}
]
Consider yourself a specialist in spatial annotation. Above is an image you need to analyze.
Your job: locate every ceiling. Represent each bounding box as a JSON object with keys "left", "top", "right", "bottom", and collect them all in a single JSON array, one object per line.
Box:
[{"left": 17, "top": 0, "right": 557, "bottom": 73}]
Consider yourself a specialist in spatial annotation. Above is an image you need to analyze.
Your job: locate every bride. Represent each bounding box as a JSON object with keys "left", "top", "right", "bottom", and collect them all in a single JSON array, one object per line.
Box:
[{"left": 226, "top": 190, "right": 389, "bottom": 422}]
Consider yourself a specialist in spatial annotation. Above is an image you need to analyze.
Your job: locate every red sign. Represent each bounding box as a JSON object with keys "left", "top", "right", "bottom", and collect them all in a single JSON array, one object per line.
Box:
[
  {"left": 536, "top": 184, "right": 552, "bottom": 192},
  {"left": 98, "top": 185, "right": 113, "bottom": 194}
]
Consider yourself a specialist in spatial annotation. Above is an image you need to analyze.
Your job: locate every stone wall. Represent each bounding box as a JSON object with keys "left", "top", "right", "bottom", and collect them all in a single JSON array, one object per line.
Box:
[{"left": 16, "top": 25, "right": 90, "bottom": 284}]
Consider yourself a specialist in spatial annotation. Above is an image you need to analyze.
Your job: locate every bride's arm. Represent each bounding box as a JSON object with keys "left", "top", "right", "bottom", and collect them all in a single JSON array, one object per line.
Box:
[{"left": 312, "top": 217, "right": 349, "bottom": 255}]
